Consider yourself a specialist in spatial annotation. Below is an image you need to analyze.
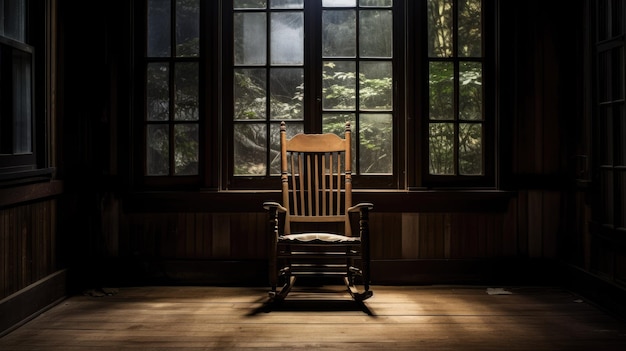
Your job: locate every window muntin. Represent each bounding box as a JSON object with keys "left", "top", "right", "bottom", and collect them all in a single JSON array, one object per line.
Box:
[
  {"left": 231, "top": 0, "right": 395, "bottom": 184},
  {"left": 427, "top": 0, "right": 484, "bottom": 177},
  {"left": 145, "top": 0, "right": 200, "bottom": 176}
]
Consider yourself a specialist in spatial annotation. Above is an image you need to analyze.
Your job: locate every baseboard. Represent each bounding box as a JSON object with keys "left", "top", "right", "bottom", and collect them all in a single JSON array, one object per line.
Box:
[
  {"left": 561, "top": 264, "right": 626, "bottom": 320},
  {"left": 108, "top": 257, "right": 560, "bottom": 287},
  {"left": 370, "top": 258, "right": 561, "bottom": 285},
  {"left": 0, "top": 270, "right": 68, "bottom": 337}
]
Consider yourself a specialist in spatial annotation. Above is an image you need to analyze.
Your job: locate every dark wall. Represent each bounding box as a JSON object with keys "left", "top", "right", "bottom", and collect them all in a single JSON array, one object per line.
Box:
[{"left": 54, "top": 0, "right": 598, "bottom": 290}]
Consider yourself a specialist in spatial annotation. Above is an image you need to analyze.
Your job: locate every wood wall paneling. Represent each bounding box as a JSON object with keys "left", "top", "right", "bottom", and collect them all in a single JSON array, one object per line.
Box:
[{"left": 0, "top": 200, "right": 58, "bottom": 300}]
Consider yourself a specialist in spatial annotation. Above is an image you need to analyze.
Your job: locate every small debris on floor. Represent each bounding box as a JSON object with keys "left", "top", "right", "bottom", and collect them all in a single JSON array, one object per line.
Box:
[
  {"left": 83, "top": 288, "right": 119, "bottom": 297},
  {"left": 486, "top": 287, "right": 513, "bottom": 295}
]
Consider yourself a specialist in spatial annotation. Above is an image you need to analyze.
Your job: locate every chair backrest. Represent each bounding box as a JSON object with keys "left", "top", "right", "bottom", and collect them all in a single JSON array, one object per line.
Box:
[{"left": 280, "top": 121, "right": 353, "bottom": 236}]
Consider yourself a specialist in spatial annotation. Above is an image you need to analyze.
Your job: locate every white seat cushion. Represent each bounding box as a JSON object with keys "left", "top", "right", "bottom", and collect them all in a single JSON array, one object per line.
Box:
[{"left": 278, "top": 233, "right": 360, "bottom": 243}]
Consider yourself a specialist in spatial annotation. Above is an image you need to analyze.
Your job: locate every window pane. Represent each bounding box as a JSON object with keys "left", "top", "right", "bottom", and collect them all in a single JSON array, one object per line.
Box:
[
  {"left": 360, "top": 0, "right": 392, "bottom": 7},
  {"left": 599, "top": 50, "right": 610, "bottom": 103},
  {"left": 234, "top": 68, "right": 266, "bottom": 120},
  {"left": 599, "top": 106, "right": 613, "bottom": 165},
  {"left": 601, "top": 170, "right": 614, "bottom": 224},
  {"left": 1, "top": 0, "right": 26, "bottom": 42},
  {"left": 427, "top": 0, "right": 453, "bottom": 58},
  {"left": 147, "top": 63, "right": 170, "bottom": 121},
  {"left": 620, "top": 107, "right": 626, "bottom": 166},
  {"left": 271, "top": 12, "right": 304, "bottom": 65},
  {"left": 12, "top": 49, "right": 31, "bottom": 154},
  {"left": 612, "top": 48, "right": 624, "bottom": 100},
  {"left": 147, "top": 125, "right": 170, "bottom": 175},
  {"left": 459, "top": 123, "right": 482, "bottom": 175},
  {"left": 459, "top": 62, "right": 482, "bottom": 120},
  {"left": 270, "top": 0, "right": 303, "bottom": 9},
  {"left": 234, "top": 0, "right": 266, "bottom": 9},
  {"left": 429, "top": 62, "right": 454, "bottom": 120},
  {"left": 174, "top": 124, "right": 198, "bottom": 175},
  {"left": 323, "top": 113, "right": 356, "bottom": 170},
  {"left": 621, "top": 171, "right": 626, "bottom": 228},
  {"left": 429, "top": 123, "right": 454, "bottom": 175},
  {"left": 323, "top": 61, "right": 356, "bottom": 110},
  {"left": 175, "top": 62, "right": 199, "bottom": 121},
  {"left": 458, "top": 0, "right": 482, "bottom": 57},
  {"left": 360, "top": 113, "right": 392, "bottom": 174},
  {"left": 148, "top": 0, "right": 171, "bottom": 57},
  {"left": 359, "top": 10, "right": 392, "bottom": 58},
  {"left": 323, "top": 113, "right": 356, "bottom": 135},
  {"left": 359, "top": 61, "right": 392, "bottom": 110},
  {"left": 323, "top": 10, "right": 356, "bottom": 58},
  {"left": 270, "top": 122, "right": 302, "bottom": 175},
  {"left": 234, "top": 123, "right": 267, "bottom": 175},
  {"left": 234, "top": 13, "right": 267, "bottom": 65},
  {"left": 176, "top": 0, "right": 200, "bottom": 57},
  {"left": 270, "top": 68, "right": 303, "bottom": 120},
  {"left": 323, "top": 0, "right": 357, "bottom": 6}
]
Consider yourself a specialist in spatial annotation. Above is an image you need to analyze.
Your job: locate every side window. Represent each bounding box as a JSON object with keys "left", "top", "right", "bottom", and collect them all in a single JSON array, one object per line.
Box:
[
  {"left": 424, "top": 0, "right": 491, "bottom": 186},
  {"left": 144, "top": 0, "right": 200, "bottom": 177},
  {"left": 0, "top": 0, "right": 36, "bottom": 173}
]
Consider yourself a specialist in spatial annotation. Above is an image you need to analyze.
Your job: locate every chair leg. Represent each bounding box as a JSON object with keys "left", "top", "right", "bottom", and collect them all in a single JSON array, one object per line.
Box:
[
  {"left": 269, "top": 275, "right": 296, "bottom": 302},
  {"left": 344, "top": 276, "right": 373, "bottom": 301}
]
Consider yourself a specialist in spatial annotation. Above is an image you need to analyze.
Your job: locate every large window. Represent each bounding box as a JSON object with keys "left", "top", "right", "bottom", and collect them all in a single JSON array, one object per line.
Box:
[
  {"left": 138, "top": 0, "right": 493, "bottom": 190},
  {"left": 226, "top": 0, "right": 397, "bottom": 189},
  {"left": 0, "top": 0, "right": 36, "bottom": 173},
  {"left": 592, "top": 0, "right": 626, "bottom": 240}
]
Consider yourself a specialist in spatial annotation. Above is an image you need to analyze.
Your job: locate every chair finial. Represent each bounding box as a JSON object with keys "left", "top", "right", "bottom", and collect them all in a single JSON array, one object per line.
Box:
[
  {"left": 281, "top": 121, "right": 286, "bottom": 132},
  {"left": 345, "top": 121, "right": 351, "bottom": 133}
]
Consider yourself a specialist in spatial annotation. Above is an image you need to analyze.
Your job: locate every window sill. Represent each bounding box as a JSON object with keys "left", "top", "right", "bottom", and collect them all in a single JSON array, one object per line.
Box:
[
  {"left": 0, "top": 167, "right": 55, "bottom": 185},
  {"left": 124, "top": 189, "right": 514, "bottom": 213},
  {"left": 0, "top": 169, "right": 62, "bottom": 208}
]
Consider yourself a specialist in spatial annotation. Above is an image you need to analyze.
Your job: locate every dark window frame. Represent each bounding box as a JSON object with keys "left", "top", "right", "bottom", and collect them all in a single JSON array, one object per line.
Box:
[
  {"left": 133, "top": 0, "right": 496, "bottom": 192},
  {"left": 415, "top": 0, "right": 496, "bottom": 189},
  {"left": 0, "top": 0, "right": 49, "bottom": 179},
  {"left": 222, "top": 0, "right": 405, "bottom": 191},
  {"left": 134, "top": 0, "right": 219, "bottom": 190}
]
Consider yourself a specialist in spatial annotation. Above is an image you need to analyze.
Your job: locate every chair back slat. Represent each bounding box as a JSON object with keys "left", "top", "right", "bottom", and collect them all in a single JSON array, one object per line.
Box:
[
  {"left": 280, "top": 122, "right": 353, "bottom": 236},
  {"left": 321, "top": 153, "right": 327, "bottom": 216}
]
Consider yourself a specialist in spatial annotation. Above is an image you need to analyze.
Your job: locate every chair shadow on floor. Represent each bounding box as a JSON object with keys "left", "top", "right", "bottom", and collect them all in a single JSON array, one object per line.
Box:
[{"left": 246, "top": 285, "right": 376, "bottom": 317}]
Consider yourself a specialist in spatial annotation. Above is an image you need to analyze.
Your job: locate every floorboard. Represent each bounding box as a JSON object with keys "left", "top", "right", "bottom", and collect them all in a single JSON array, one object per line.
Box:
[{"left": 1, "top": 285, "right": 625, "bottom": 350}]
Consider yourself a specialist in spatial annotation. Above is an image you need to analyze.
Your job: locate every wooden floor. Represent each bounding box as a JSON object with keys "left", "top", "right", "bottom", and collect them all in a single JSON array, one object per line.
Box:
[{"left": 1, "top": 284, "right": 626, "bottom": 350}]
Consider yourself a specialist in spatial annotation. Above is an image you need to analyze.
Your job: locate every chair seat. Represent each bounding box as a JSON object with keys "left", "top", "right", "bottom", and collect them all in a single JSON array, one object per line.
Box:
[{"left": 278, "top": 233, "right": 360, "bottom": 243}]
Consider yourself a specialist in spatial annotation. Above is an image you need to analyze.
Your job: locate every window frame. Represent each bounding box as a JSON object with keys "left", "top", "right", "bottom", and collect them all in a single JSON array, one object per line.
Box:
[
  {"left": 134, "top": 0, "right": 219, "bottom": 190},
  {"left": 0, "top": 1, "right": 40, "bottom": 175},
  {"left": 222, "top": 0, "right": 405, "bottom": 191},
  {"left": 133, "top": 0, "right": 496, "bottom": 191},
  {"left": 416, "top": 0, "right": 496, "bottom": 188}
]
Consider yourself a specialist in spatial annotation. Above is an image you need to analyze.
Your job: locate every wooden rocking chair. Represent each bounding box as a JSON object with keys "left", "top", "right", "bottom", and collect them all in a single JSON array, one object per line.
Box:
[{"left": 264, "top": 121, "right": 373, "bottom": 302}]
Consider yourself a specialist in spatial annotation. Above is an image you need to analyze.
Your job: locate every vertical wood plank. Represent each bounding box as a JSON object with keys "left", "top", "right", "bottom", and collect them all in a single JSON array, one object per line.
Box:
[
  {"left": 229, "top": 213, "right": 246, "bottom": 259},
  {"left": 212, "top": 214, "right": 231, "bottom": 258},
  {"left": 185, "top": 213, "right": 195, "bottom": 258},
  {"left": 1, "top": 210, "right": 6, "bottom": 297},
  {"left": 517, "top": 192, "right": 529, "bottom": 257},
  {"left": 444, "top": 213, "right": 451, "bottom": 259},
  {"left": 543, "top": 192, "right": 560, "bottom": 259},
  {"left": 528, "top": 191, "right": 544, "bottom": 258},
  {"left": 401, "top": 213, "right": 419, "bottom": 259},
  {"left": 193, "top": 213, "right": 203, "bottom": 258},
  {"left": 370, "top": 212, "right": 385, "bottom": 260}
]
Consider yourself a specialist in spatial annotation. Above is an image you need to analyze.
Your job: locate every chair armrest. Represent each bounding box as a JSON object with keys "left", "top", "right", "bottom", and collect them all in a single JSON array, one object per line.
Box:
[
  {"left": 263, "top": 201, "right": 288, "bottom": 213},
  {"left": 347, "top": 202, "right": 374, "bottom": 213}
]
